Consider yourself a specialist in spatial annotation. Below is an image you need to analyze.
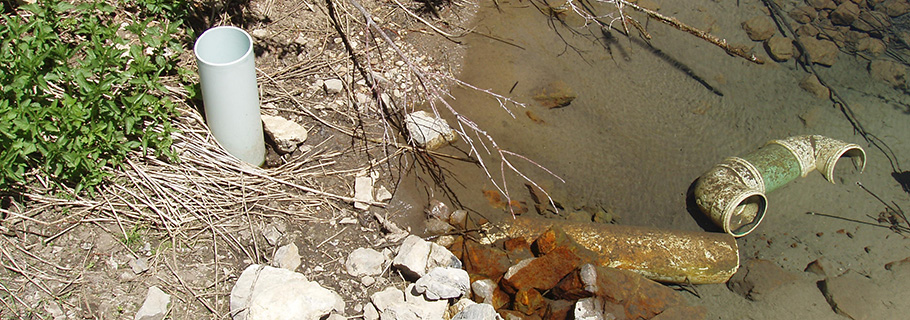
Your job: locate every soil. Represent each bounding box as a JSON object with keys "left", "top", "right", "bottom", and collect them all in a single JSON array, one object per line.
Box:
[{"left": 2, "top": 0, "right": 910, "bottom": 319}]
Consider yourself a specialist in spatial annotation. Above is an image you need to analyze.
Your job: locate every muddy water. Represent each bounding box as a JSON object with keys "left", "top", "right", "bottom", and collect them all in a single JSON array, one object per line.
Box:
[{"left": 391, "top": 0, "right": 910, "bottom": 238}]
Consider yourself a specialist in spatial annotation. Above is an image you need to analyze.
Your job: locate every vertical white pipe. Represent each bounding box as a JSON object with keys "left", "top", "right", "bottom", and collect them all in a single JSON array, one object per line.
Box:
[{"left": 194, "top": 26, "right": 265, "bottom": 166}]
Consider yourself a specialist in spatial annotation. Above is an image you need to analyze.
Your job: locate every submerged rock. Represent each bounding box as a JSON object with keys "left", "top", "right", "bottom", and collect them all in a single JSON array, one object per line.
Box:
[{"left": 404, "top": 111, "right": 456, "bottom": 150}]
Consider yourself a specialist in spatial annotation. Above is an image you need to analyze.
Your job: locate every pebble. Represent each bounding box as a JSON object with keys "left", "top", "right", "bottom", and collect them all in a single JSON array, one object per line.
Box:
[
  {"left": 261, "top": 115, "right": 309, "bottom": 154},
  {"left": 135, "top": 286, "right": 170, "bottom": 320},
  {"left": 346, "top": 247, "right": 386, "bottom": 277},
  {"left": 450, "top": 303, "right": 504, "bottom": 320},
  {"left": 413, "top": 267, "right": 470, "bottom": 300},
  {"left": 323, "top": 79, "right": 344, "bottom": 94},
  {"left": 764, "top": 36, "right": 794, "bottom": 62},
  {"left": 230, "top": 265, "right": 344, "bottom": 320},
  {"left": 742, "top": 16, "right": 776, "bottom": 41},
  {"left": 273, "top": 243, "right": 302, "bottom": 271}
]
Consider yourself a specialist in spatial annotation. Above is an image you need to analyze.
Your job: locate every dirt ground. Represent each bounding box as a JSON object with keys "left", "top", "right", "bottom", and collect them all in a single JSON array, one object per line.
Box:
[{"left": 2, "top": 0, "right": 910, "bottom": 319}]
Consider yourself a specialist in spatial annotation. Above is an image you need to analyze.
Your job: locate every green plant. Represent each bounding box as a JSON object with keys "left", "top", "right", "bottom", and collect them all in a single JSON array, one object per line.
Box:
[
  {"left": 0, "top": 0, "right": 183, "bottom": 193},
  {"left": 121, "top": 223, "right": 145, "bottom": 248}
]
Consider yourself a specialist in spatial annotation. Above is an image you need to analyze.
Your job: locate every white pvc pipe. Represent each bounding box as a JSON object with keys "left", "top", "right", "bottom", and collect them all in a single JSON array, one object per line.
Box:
[{"left": 194, "top": 26, "right": 265, "bottom": 166}]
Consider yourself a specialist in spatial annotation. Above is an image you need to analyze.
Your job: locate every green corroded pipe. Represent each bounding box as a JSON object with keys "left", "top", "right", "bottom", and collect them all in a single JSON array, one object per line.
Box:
[{"left": 694, "top": 135, "right": 866, "bottom": 237}]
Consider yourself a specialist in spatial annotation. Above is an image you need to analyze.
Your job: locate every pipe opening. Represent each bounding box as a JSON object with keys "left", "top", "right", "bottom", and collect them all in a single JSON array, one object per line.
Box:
[{"left": 729, "top": 194, "right": 767, "bottom": 237}]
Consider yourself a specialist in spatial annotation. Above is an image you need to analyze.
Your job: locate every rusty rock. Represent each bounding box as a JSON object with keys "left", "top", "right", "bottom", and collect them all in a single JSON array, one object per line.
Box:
[
  {"left": 531, "top": 227, "right": 598, "bottom": 263},
  {"left": 502, "top": 247, "right": 581, "bottom": 293},
  {"left": 465, "top": 239, "right": 512, "bottom": 280},
  {"left": 542, "top": 299, "right": 574, "bottom": 320},
  {"left": 504, "top": 237, "right": 534, "bottom": 262},
  {"left": 531, "top": 81, "right": 576, "bottom": 109},
  {"left": 514, "top": 289, "right": 546, "bottom": 316},
  {"left": 551, "top": 268, "right": 594, "bottom": 301}
]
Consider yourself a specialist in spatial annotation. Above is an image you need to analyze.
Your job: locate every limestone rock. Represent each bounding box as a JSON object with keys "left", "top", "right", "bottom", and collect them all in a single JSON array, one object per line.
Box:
[
  {"left": 414, "top": 267, "right": 470, "bottom": 300},
  {"left": 354, "top": 176, "right": 374, "bottom": 210},
  {"left": 727, "top": 259, "right": 799, "bottom": 301},
  {"left": 323, "top": 79, "right": 343, "bottom": 94},
  {"left": 129, "top": 257, "right": 150, "bottom": 274},
  {"left": 799, "top": 74, "right": 830, "bottom": 99},
  {"left": 765, "top": 36, "right": 794, "bottom": 62},
  {"left": 392, "top": 235, "right": 461, "bottom": 280},
  {"left": 801, "top": 38, "right": 839, "bottom": 66},
  {"left": 273, "top": 242, "right": 302, "bottom": 271},
  {"left": 346, "top": 247, "right": 386, "bottom": 277},
  {"left": 404, "top": 111, "right": 456, "bottom": 150},
  {"left": 404, "top": 283, "right": 448, "bottom": 320},
  {"left": 869, "top": 59, "right": 907, "bottom": 88},
  {"left": 230, "top": 265, "right": 344, "bottom": 320},
  {"left": 261, "top": 115, "right": 308, "bottom": 154},
  {"left": 135, "top": 286, "right": 170, "bottom": 320},
  {"left": 371, "top": 287, "right": 405, "bottom": 313},
  {"left": 742, "top": 16, "right": 776, "bottom": 41},
  {"left": 375, "top": 186, "right": 393, "bottom": 202},
  {"left": 831, "top": 2, "right": 860, "bottom": 25},
  {"left": 450, "top": 303, "right": 504, "bottom": 320}
]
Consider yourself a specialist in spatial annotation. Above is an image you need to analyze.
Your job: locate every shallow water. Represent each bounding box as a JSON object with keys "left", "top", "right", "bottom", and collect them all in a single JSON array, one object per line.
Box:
[{"left": 393, "top": 0, "right": 910, "bottom": 242}]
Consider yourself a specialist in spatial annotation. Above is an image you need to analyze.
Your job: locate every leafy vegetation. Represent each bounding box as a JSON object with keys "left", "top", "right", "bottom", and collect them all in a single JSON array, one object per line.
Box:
[{"left": 0, "top": 0, "right": 186, "bottom": 193}]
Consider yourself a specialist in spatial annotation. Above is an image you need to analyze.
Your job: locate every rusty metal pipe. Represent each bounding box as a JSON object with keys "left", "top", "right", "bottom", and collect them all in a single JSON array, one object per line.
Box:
[
  {"left": 694, "top": 135, "right": 866, "bottom": 237},
  {"left": 484, "top": 217, "right": 739, "bottom": 284}
]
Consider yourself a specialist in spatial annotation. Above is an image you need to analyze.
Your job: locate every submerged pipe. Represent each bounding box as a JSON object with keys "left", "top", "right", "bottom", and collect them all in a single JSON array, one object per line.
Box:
[
  {"left": 694, "top": 135, "right": 866, "bottom": 237},
  {"left": 485, "top": 217, "right": 740, "bottom": 284},
  {"left": 194, "top": 26, "right": 266, "bottom": 166}
]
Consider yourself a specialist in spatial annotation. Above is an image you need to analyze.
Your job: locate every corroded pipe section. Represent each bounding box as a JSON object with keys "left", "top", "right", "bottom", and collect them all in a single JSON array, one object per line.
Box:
[
  {"left": 695, "top": 135, "right": 866, "bottom": 237},
  {"left": 484, "top": 217, "right": 739, "bottom": 284}
]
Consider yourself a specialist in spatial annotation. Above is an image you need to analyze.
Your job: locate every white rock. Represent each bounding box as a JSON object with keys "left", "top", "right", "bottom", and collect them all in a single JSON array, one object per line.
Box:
[
  {"left": 231, "top": 265, "right": 344, "bottom": 320},
  {"left": 375, "top": 186, "right": 393, "bottom": 202},
  {"left": 471, "top": 279, "right": 497, "bottom": 305},
  {"left": 354, "top": 176, "right": 374, "bottom": 210},
  {"left": 414, "top": 267, "right": 470, "bottom": 300},
  {"left": 325, "top": 314, "right": 346, "bottom": 320},
  {"left": 371, "top": 287, "right": 405, "bottom": 313},
  {"left": 346, "top": 247, "right": 386, "bottom": 276},
  {"left": 404, "top": 283, "right": 448, "bottom": 320},
  {"left": 44, "top": 302, "right": 65, "bottom": 320},
  {"left": 392, "top": 235, "right": 432, "bottom": 279},
  {"left": 135, "top": 286, "right": 170, "bottom": 320},
  {"left": 379, "top": 304, "right": 420, "bottom": 320},
  {"left": 363, "top": 302, "right": 380, "bottom": 320},
  {"left": 273, "top": 243, "right": 302, "bottom": 271},
  {"left": 361, "top": 276, "right": 376, "bottom": 287},
  {"left": 451, "top": 303, "right": 503, "bottom": 320},
  {"left": 261, "top": 115, "right": 309, "bottom": 154},
  {"left": 324, "top": 79, "right": 344, "bottom": 94},
  {"left": 251, "top": 29, "right": 269, "bottom": 38},
  {"left": 404, "top": 111, "right": 456, "bottom": 150},
  {"left": 450, "top": 298, "right": 477, "bottom": 316},
  {"left": 427, "top": 242, "right": 462, "bottom": 270},
  {"left": 575, "top": 297, "right": 605, "bottom": 320},
  {"left": 129, "top": 257, "right": 150, "bottom": 274}
]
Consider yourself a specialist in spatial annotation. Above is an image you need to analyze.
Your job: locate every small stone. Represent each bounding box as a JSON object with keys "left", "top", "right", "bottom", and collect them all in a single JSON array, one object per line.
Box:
[
  {"left": 435, "top": 235, "right": 456, "bottom": 248},
  {"left": 261, "top": 225, "right": 282, "bottom": 246},
  {"left": 323, "top": 79, "right": 344, "bottom": 94},
  {"left": 375, "top": 186, "right": 393, "bottom": 202},
  {"left": 273, "top": 243, "right": 302, "bottom": 271},
  {"left": 392, "top": 235, "right": 432, "bottom": 279},
  {"left": 830, "top": 2, "right": 860, "bottom": 25},
  {"left": 742, "top": 16, "right": 776, "bottom": 41},
  {"left": 404, "top": 111, "right": 457, "bottom": 150},
  {"left": 361, "top": 276, "right": 376, "bottom": 287},
  {"left": 449, "top": 210, "right": 467, "bottom": 229},
  {"left": 502, "top": 247, "right": 581, "bottom": 293},
  {"left": 463, "top": 240, "right": 512, "bottom": 280},
  {"left": 800, "top": 38, "right": 839, "bottom": 66},
  {"left": 135, "top": 286, "right": 170, "bottom": 320},
  {"left": 788, "top": 6, "right": 818, "bottom": 23},
  {"left": 764, "top": 36, "right": 794, "bottom": 62},
  {"left": 857, "top": 37, "right": 887, "bottom": 56},
  {"left": 325, "top": 314, "right": 345, "bottom": 320},
  {"left": 371, "top": 287, "right": 405, "bottom": 313},
  {"left": 425, "top": 218, "right": 454, "bottom": 235},
  {"left": 251, "top": 29, "right": 269, "bottom": 38},
  {"left": 878, "top": 0, "right": 910, "bottom": 16},
  {"left": 450, "top": 303, "right": 504, "bottom": 320},
  {"left": 354, "top": 176, "right": 373, "bottom": 210},
  {"left": 807, "top": 0, "right": 837, "bottom": 10},
  {"left": 471, "top": 279, "right": 496, "bottom": 304},
  {"left": 853, "top": 10, "right": 891, "bottom": 32},
  {"left": 294, "top": 34, "right": 308, "bottom": 46},
  {"left": 129, "top": 257, "right": 150, "bottom": 274},
  {"left": 514, "top": 288, "right": 545, "bottom": 315},
  {"left": 799, "top": 74, "right": 830, "bottom": 99},
  {"left": 574, "top": 297, "right": 605, "bottom": 320},
  {"left": 261, "top": 115, "right": 309, "bottom": 154},
  {"left": 869, "top": 59, "right": 907, "bottom": 88},
  {"left": 346, "top": 247, "right": 386, "bottom": 277},
  {"left": 363, "top": 303, "right": 380, "bottom": 320},
  {"left": 414, "top": 267, "right": 470, "bottom": 300},
  {"left": 795, "top": 24, "right": 821, "bottom": 38}
]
